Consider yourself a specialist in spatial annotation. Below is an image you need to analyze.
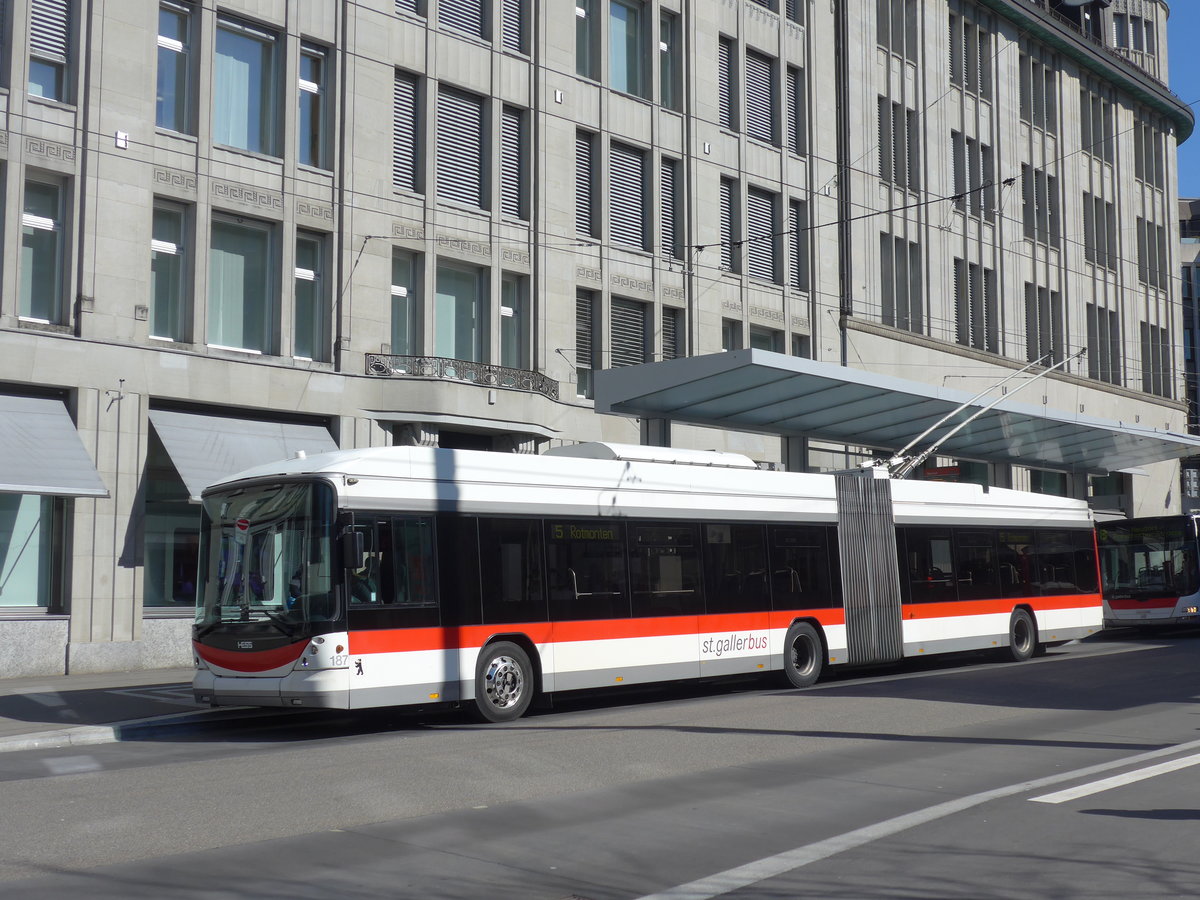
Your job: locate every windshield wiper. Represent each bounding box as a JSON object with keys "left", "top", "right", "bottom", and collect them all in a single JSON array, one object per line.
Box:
[{"left": 262, "top": 609, "right": 300, "bottom": 639}]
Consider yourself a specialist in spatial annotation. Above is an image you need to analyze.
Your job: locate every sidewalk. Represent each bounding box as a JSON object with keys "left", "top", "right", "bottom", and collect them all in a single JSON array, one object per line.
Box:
[{"left": 0, "top": 667, "right": 239, "bottom": 752}]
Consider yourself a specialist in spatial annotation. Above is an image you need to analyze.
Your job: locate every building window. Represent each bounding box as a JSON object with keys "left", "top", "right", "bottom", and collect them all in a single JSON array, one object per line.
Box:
[
  {"left": 1086, "top": 303, "right": 1121, "bottom": 385},
  {"left": 396, "top": 0, "right": 424, "bottom": 16},
  {"left": 0, "top": 494, "right": 61, "bottom": 609},
  {"left": 880, "top": 233, "right": 922, "bottom": 333},
  {"left": 502, "top": 0, "right": 526, "bottom": 54},
  {"left": 877, "top": 0, "right": 918, "bottom": 62},
  {"left": 1024, "top": 282, "right": 1063, "bottom": 365},
  {"left": 610, "top": 0, "right": 646, "bottom": 98},
  {"left": 745, "top": 49, "right": 777, "bottom": 146},
  {"left": 610, "top": 141, "right": 648, "bottom": 251},
  {"left": 437, "top": 87, "right": 485, "bottom": 209},
  {"left": 391, "top": 250, "right": 422, "bottom": 355},
  {"left": 1134, "top": 115, "right": 1165, "bottom": 190},
  {"left": 660, "top": 10, "right": 680, "bottom": 111},
  {"left": 576, "top": 0, "right": 599, "bottom": 80},
  {"left": 878, "top": 97, "right": 919, "bottom": 191},
  {"left": 209, "top": 217, "right": 274, "bottom": 353},
  {"left": 143, "top": 425, "right": 199, "bottom": 609},
  {"left": 1140, "top": 322, "right": 1171, "bottom": 398},
  {"left": 948, "top": 12, "right": 992, "bottom": 100},
  {"left": 576, "top": 130, "right": 598, "bottom": 238},
  {"left": 789, "top": 199, "right": 810, "bottom": 292},
  {"left": 29, "top": 0, "right": 72, "bottom": 101},
  {"left": 951, "top": 131, "right": 994, "bottom": 221},
  {"left": 953, "top": 258, "right": 997, "bottom": 354},
  {"left": 791, "top": 334, "right": 811, "bottom": 357},
  {"left": 722, "top": 318, "right": 742, "bottom": 351},
  {"left": 293, "top": 233, "right": 327, "bottom": 361},
  {"left": 298, "top": 43, "right": 329, "bottom": 169},
  {"left": 1079, "top": 87, "right": 1114, "bottom": 164},
  {"left": 441, "top": 0, "right": 486, "bottom": 40},
  {"left": 214, "top": 16, "right": 279, "bottom": 155},
  {"left": 576, "top": 289, "right": 598, "bottom": 398},
  {"left": 500, "top": 273, "right": 528, "bottom": 369},
  {"left": 718, "top": 36, "right": 736, "bottom": 131},
  {"left": 1136, "top": 217, "right": 1168, "bottom": 290},
  {"left": 20, "top": 179, "right": 65, "bottom": 323},
  {"left": 611, "top": 297, "right": 648, "bottom": 367},
  {"left": 151, "top": 202, "right": 187, "bottom": 341},
  {"left": 1019, "top": 50, "right": 1057, "bottom": 134},
  {"left": 393, "top": 71, "right": 421, "bottom": 193},
  {"left": 434, "top": 262, "right": 487, "bottom": 362},
  {"left": 746, "top": 186, "right": 780, "bottom": 284},
  {"left": 661, "top": 156, "right": 680, "bottom": 259},
  {"left": 720, "top": 177, "right": 738, "bottom": 273},
  {"left": 787, "top": 66, "right": 807, "bottom": 156},
  {"left": 157, "top": 2, "right": 192, "bottom": 132},
  {"left": 749, "top": 326, "right": 783, "bottom": 352},
  {"left": 500, "top": 105, "right": 527, "bottom": 220},
  {"left": 1083, "top": 192, "right": 1117, "bottom": 271},
  {"left": 1021, "top": 164, "right": 1059, "bottom": 249},
  {"left": 662, "top": 306, "right": 683, "bottom": 360}
]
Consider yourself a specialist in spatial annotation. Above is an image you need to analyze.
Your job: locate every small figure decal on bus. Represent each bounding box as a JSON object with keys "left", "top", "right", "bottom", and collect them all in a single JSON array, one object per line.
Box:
[{"left": 355, "top": 659, "right": 364, "bottom": 675}]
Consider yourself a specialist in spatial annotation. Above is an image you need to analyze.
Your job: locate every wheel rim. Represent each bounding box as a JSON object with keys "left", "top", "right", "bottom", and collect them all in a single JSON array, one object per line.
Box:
[
  {"left": 1013, "top": 617, "right": 1032, "bottom": 655},
  {"left": 790, "top": 634, "right": 815, "bottom": 677},
  {"left": 483, "top": 654, "right": 525, "bottom": 710}
]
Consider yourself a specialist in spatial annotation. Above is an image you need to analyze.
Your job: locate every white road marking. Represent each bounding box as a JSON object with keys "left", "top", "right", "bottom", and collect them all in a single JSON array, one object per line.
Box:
[
  {"left": 1029, "top": 752, "right": 1200, "bottom": 805},
  {"left": 635, "top": 737, "right": 1200, "bottom": 900}
]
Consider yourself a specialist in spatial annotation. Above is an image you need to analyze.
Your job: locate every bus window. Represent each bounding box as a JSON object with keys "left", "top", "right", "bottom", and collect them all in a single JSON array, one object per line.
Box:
[
  {"left": 953, "top": 530, "right": 1000, "bottom": 601},
  {"left": 1032, "top": 530, "right": 1079, "bottom": 595},
  {"left": 438, "top": 515, "right": 482, "bottom": 626},
  {"left": 768, "top": 525, "right": 836, "bottom": 610},
  {"left": 703, "top": 524, "right": 768, "bottom": 614},
  {"left": 545, "top": 520, "right": 630, "bottom": 621},
  {"left": 998, "top": 530, "right": 1035, "bottom": 598},
  {"left": 478, "top": 517, "right": 547, "bottom": 624},
  {"left": 347, "top": 516, "right": 440, "bottom": 629},
  {"left": 1070, "top": 530, "right": 1100, "bottom": 594},
  {"left": 629, "top": 523, "right": 702, "bottom": 617},
  {"left": 901, "top": 527, "right": 957, "bottom": 603}
]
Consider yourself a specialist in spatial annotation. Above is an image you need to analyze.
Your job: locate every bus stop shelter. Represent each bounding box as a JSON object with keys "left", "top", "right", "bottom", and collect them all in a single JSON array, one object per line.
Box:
[{"left": 593, "top": 350, "right": 1200, "bottom": 474}]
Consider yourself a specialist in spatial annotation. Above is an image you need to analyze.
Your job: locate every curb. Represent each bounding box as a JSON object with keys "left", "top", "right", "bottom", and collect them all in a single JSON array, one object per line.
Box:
[{"left": 0, "top": 707, "right": 286, "bottom": 754}]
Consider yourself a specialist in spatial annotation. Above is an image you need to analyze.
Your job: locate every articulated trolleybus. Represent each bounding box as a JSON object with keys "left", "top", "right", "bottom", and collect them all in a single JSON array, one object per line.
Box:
[
  {"left": 193, "top": 443, "right": 1102, "bottom": 722},
  {"left": 1097, "top": 515, "right": 1200, "bottom": 628}
]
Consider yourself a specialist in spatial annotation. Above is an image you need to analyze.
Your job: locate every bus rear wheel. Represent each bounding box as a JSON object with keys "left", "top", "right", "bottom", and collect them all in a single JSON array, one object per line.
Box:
[
  {"left": 782, "top": 622, "right": 823, "bottom": 688},
  {"left": 472, "top": 641, "right": 534, "bottom": 723},
  {"left": 1006, "top": 608, "right": 1037, "bottom": 662}
]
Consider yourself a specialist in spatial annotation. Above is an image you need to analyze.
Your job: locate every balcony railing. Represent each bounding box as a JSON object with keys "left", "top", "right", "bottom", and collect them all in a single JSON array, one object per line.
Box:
[
  {"left": 1018, "top": 0, "right": 1162, "bottom": 85},
  {"left": 365, "top": 354, "right": 560, "bottom": 401}
]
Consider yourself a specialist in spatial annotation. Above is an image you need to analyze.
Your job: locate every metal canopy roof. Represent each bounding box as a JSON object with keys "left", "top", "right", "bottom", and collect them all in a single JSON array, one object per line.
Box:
[{"left": 594, "top": 350, "right": 1200, "bottom": 474}]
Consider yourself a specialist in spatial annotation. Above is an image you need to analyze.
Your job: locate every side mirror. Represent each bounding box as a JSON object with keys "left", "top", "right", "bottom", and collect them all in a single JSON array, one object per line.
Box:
[{"left": 341, "top": 530, "right": 364, "bottom": 571}]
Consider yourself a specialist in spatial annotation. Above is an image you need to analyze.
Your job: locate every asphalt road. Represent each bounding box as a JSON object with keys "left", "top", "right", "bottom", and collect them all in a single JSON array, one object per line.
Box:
[{"left": 3, "top": 631, "right": 1200, "bottom": 898}]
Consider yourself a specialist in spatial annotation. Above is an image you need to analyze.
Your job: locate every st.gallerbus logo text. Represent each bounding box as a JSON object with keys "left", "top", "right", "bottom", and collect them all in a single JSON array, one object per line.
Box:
[{"left": 702, "top": 633, "right": 768, "bottom": 657}]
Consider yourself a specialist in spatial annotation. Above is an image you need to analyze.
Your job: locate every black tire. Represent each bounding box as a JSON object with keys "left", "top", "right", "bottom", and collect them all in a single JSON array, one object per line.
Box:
[
  {"left": 782, "top": 622, "right": 824, "bottom": 688},
  {"left": 1006, "top": 608, "right": 1037, "bottom": 662},
  {"left": 472, "top": 641, "right": 534, "bottom": 723}
]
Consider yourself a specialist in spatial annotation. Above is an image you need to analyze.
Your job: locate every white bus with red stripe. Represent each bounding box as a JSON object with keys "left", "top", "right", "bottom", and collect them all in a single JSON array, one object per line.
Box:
[
  {"left": 192, "top": 443, "right": 1102, "bottom": 721},
  {"left": 1097, "top": 516, "right": 1200, "bottom": 628}
]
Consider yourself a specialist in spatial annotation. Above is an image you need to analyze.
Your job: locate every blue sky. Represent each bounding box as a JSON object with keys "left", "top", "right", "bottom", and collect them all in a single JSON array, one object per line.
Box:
[{"left": 1169, "top": 4, "right": 1200, "bottom": 197}]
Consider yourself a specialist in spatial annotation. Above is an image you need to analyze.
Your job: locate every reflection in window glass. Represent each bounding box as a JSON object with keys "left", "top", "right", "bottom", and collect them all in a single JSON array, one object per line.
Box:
[
  {"left": 769, "top": 525, "right": 838, "bottom": 609},
  {"left": 391, "top": 250, "right": 422, "bottom": 355},
  {"left": 610, "top": 0, "right": 645, "bottom": 97},
  {"left": 214, "top": 17, "right": 277, "bottom": 154},
  {"left": 629, "top": 523, "right": 702, "bottom": 616},
  {"left": 478, "top": 518, "right": 546, "bottom": 624},
  {"left": 209, "top": 218, "right": 272, "bottom": 352},
  {"left": 20, "top": 181, "right": 64, "bottom": 322},
  {"left": 435, "top": 263, "right": 486, "bottom": 362},
  {"left": 294, "top": 233, "right": 326, "bottom": 361},
  {"left": 157, "top": 2, "right": 191, "bottom": 131},
  {"left": 703, "top": 524, "right": 768, "bottom": 614},
  {"left": 151, "top": 204, "right": 186, "bottom": 340},
  {"left": 298, "top": 44, "right": 327, "bottom": 168},
  {"left": 0, "top": 494, "right": 57, "bottom": 608}
]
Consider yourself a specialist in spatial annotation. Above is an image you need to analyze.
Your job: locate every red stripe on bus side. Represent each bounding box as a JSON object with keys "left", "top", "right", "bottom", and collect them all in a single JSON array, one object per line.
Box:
[
  {"left": 901, "top": 593, "right": 1102, "bottom": 620},
  {"left": 194, "top": 640, "right": 308, "bottom": 672},
  {"left": 348, "top": 609, "right": 850, "bottom": 655},
  {"left": 1106, "top": 596, "right": 1179, "bottom": 610}
]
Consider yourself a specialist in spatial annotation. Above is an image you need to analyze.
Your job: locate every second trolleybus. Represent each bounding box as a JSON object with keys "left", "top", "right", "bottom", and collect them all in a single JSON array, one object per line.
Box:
[
  {"left": 1097, "top": 515, "right": 1200, "bottom": 628},
  {"left": 192, "top": 443, "right": 1103, "bottom": 721}
]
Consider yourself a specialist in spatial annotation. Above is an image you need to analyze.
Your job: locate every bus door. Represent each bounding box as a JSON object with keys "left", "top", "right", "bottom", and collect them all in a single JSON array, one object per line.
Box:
[{"left": 835, "top": 473, "right": 904, "bottom": 665}]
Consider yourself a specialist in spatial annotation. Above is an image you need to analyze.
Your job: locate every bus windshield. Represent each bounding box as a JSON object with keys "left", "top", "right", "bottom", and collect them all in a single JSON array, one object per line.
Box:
[
  {"left": 195, "top": 482, "right": 337, "bottom": 634},
  {"left": 1097, "top": 518, "right": 1199, "bottom": 599}
]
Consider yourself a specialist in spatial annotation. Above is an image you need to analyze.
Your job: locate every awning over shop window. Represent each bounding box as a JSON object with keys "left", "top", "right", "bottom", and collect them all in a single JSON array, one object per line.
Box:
[
  {"left": 148, "top": 409, "right": 338, "bottom": 502},
  {"left": 594, "top": 350, "right": 1200, "bottom": 474},
  {"left": 0, "top": 394, "right": 108, "bottom": 497}
]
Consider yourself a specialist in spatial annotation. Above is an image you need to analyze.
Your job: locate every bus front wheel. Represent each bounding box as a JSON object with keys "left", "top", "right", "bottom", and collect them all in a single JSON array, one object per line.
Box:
[
  {"left": 1006, "top": 608, "right": 1037, "bottom": 662},
  {"left": 472, "top": 641, "right": 534, "bottom": 723},
  {"left": 782, "top": 622, "right": 824, "bottom": 688}
]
